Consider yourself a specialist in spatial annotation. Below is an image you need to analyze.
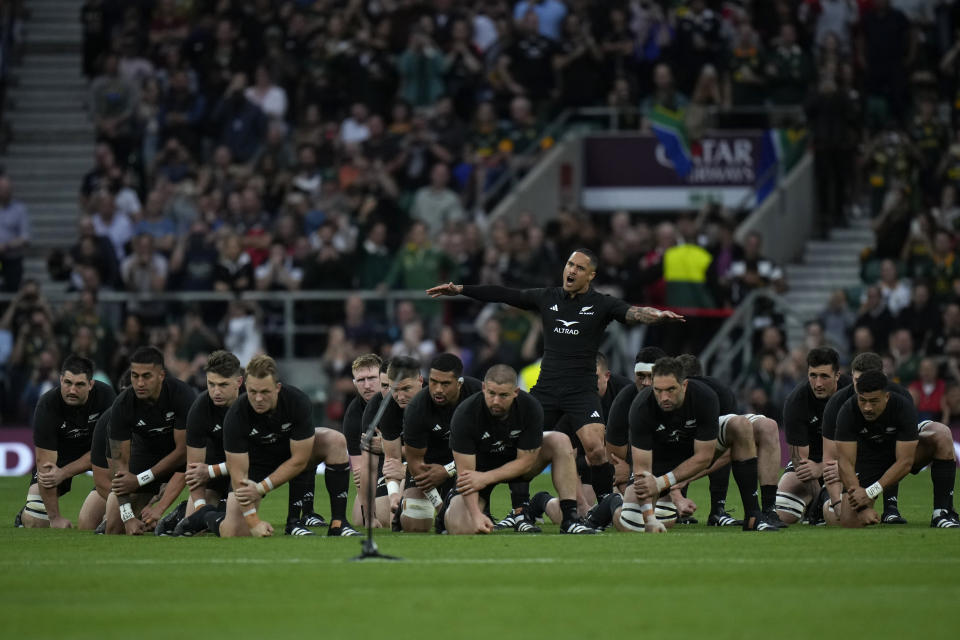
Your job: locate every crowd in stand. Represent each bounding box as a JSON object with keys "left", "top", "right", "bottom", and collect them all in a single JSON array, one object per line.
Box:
[{"left": 4, "top": 1, "right": 960, "bottom": 427}]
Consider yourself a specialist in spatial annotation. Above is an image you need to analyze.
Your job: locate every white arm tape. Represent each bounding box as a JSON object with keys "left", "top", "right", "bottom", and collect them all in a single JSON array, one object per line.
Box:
[
  {"left": 193, "top": 499, "right": 207, "bottom": 509},
  {"left": 137, "top": 469, "right": 155, "bottom": 487},
  {"left": 444, "top": 461, "right": 457, "bottom": 477},
  {"left": 654, "top": 471, "right": 677, "bottom": 492},
  {"left": 865, "top": 482, "right": 883, "bottom": 499},
  {"left": 425, "top": 488, "right": 444, "bottom": 508},
  {"left": 119, "top": 503, "right": 135, "bottom": 523},
  {"left": 640, "top": 503, "right": 657, "bottom": 524},
  {"left": 387, "top": 480, "right": 401, "bottom": 496}
]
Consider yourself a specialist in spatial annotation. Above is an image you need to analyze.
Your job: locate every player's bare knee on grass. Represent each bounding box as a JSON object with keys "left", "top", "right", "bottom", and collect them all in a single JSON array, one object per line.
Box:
[
  {"left": 77, "top": 490, "right": 106, "bottom": 530},
  {"left": 774, "top": 472, "right": 813, "bottom": 524},
  {"left": 21, "top": 485, "right": 49, "bottom": 528}
]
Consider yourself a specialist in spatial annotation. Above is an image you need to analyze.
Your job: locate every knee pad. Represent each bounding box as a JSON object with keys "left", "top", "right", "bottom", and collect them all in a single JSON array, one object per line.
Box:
[
  {"left": 25, "top": 494, "right": 48, "bottom": 520},
  {"left": 401, "top": 497, "right": 434, "bottom": 520},
  {"left": 619, "top": 502, "right": 646, "bottom": 532},
  {"left": 776, "top": 491, "right": 806, "bottom": 520},
  {"left": 655, "top": 499, "right": 677, "bottom": 525}
]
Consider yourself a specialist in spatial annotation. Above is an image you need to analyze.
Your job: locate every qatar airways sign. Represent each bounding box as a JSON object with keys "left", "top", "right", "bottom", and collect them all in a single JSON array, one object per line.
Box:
[
  {"left": 581, "top": 133, "right": 763, "bottom": 210},
  {"left": 1, "top": 429, "right": 34, "bottom": 476}
]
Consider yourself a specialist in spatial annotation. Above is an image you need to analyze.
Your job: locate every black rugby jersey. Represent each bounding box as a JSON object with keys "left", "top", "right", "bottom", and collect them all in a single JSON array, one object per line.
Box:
[
  {"left": 404, "top": 377, "right": 482, "bottom": 464},
  {"left": 33, "top": 380, "right": 115, "bottom": 464}
]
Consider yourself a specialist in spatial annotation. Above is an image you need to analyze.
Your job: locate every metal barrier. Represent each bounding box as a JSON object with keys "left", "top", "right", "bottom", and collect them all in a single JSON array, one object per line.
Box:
[{"left": 697, "top": 288, "right": 806, "bottom": 393}]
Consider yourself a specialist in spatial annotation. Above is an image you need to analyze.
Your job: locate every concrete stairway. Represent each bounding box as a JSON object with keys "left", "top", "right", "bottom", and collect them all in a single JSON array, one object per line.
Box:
[
  {"left": 1, "top": 0, "right": 92, "bottom": 290},
  {"left": 782, "top": 218, "right": 874, "bottom": 348}
]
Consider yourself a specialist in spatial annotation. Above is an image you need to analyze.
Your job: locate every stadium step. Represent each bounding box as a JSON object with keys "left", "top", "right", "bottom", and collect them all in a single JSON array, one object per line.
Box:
[
  {"left": 1, "top": 0, "right": 94, "bottom": 266},
  {"left": 782, "top": 220, "right": 871, "bottom": 348}
]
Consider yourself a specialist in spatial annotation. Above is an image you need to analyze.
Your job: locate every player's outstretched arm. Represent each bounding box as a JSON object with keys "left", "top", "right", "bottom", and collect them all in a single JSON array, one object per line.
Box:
[
  {"left": 624, "top": 306, "right": 685, "bottom": 325},
  {"left": 426, "top": 282, "right": 539, "bottom": 310}
]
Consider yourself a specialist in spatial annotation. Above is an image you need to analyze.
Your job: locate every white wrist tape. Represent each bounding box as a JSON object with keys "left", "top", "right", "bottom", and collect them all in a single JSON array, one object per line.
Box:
[
  {"left": 654, "top": 471, "right": 676, "bottom": 492},
  {"left": 865, "top": 482, "right": 883, "bottom": 500},
  {"left": 193, "top": 499, "right": 207, "bottom": 509},
  {"left": 387, "top": 480, "right": 401, "bottom": 496},
  {"left": 208, "top": 462, "right": 227, "bottom": 478},
  {"left": 444, "top": 461, "right": 457, "bottom": 477},
  {"left": 242, "top": 507, "right": 257, "bottom": 517},
  {"left": 137, "top": 469, "right": 155, "bottom": 487},
  {"left": 640, "top": 503, "right": 657, "bottom": 524},
  {"left": 119, "top": 503, "right": 135, "bottom": 522},
  {"left": 425, "top": 488, "right": 444, "bottom": 508}
]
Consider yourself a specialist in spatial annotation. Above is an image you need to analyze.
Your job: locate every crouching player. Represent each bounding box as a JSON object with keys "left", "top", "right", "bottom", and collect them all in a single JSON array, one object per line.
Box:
[{"left": 442, "top": 365, "right": 596, "bottom": 535}]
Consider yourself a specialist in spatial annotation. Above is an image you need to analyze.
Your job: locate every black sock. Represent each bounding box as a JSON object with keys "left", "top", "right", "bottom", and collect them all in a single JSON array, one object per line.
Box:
[
  {"left": 324, "top": 462, "right": 350, "bottom": 522},
  {"left": 590, "top": 493, "right": 623, "bottom": 528},
  {"left": 709, "top": 464, "right": 731, "bottom": 514},
  {"left": 287, "top": 470, "right": 315, "bottom": 524},
  {"left": 590, "top": 463, "right": 614, "bottom": 500},
  {"left": 529, "top": 491, "right": 553, "bottom": 519},
  {"left": 731, "top": 458, "right": 761, "bottom": 514},
  {"left": 931, "top": 459, "right": 957, "bottom": 512},
  {"left": 509, "top": 482, "right": 530, "bottom": 510},
  {"left": 883, "top": 485, "right": 900, "bottom": 513},
  {"left": 761, "top": 484, "right": 777, "bottom": 512},
  {"left": 204, "top": 511, "right": 225, "bottom": 537},
  {"left": 576, "top": 455, "right": 591, "bottom": 484},
  {"left": 559, "top": 499, "right": 578, "bottom": 524}
]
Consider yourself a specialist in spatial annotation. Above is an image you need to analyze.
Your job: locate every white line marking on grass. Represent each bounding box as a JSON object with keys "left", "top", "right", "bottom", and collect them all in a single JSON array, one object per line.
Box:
[{"left": 5, "top": 557, "right": 960, "bottom": 567}]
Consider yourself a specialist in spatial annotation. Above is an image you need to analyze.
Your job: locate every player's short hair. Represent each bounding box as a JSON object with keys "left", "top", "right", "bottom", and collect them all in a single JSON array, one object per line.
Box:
[
  {"left": 61, "top": 354, "right": 94, "bottom": 380},
  {"left": 484, "top": 364, "right": 517, "bottom": 386},
  {"left": 130, "top": 346, "right": 164, "bottom": 368},
  {"left": 204, "top": 350, "right": 243, "bottom": 378},
  {"left": 570, "top": 247, "right": 599, "bottom": 271},
  {"left": 856, "top": 369, "right": 887, "bottom": 394},
  {"left": 246, "top": 354, "right": 279, "bottom": 381},
  {"left": 387, "top": 356, "right": 421, "bottom": 382},
  {"left": 430, "top": 353, "right": 463, "bottom": 378},
  {"left": 806, "top": 347, "right": 839, "bottom": 371},
  {"left": 596, "top": 352, "right": 608, "bottom": 372},
  {"left": 634, "top": 347, "right": 667, "bottom": 373},
  {"left": 652, "top": 357, "right": 685, "bottom": 382},
  {"left": 676, "top": 354, "right": 702, "bottom": 378},
  {"left": 850, "top": 352, "right": 882, "bottom": 373},
  {"left": 379, "top": 358, "right": 391, "bottom": 374},
  {"left": 352, "top": 353, "right": 383, "bottom": 373}
]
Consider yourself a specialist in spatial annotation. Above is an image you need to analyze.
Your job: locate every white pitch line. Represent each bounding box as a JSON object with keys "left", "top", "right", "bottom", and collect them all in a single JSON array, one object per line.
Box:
[{"left": 3, "top": 556, "right": 959, "bottom": 567}]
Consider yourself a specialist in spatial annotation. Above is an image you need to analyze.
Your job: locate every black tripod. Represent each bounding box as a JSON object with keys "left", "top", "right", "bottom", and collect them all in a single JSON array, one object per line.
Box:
[{"left": 352, "top": 386, "right": 402, "bottom": 562}]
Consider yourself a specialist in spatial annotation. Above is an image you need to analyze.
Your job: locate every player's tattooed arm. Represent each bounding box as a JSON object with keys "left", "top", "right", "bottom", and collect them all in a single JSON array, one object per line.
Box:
[
  {"left": 625, "top": 306, "right": 685, "bottom": 325},
  {"left": 108, "top": 438, "right": 136, "bottom": 502},
  {"left": 789, "top": 445, "right": 803, "bottom": 468}
]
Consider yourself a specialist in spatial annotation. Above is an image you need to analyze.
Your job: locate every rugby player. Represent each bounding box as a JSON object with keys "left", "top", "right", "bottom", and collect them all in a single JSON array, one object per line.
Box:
[
  {"left": 428, "top": 249, "right": 683, "bottom": 505},
  {"left": 88, "top": 370, "right": 130, "bottom": 534},
  {"left": 216, "top": 355, "right": 357, "bottom": 537},
  {"left": 361, "top": 356, "right": 419, "bottom": 528},
  {"left": 341, "top": 354, "right": 384, "bottom": 526},
  {"left": 591, "top": 357, "right": 778, "bottom": 532},
  {"left": 171, "top": 351, "right": 243, "bottom": 535},
  {"left": 17, "top": 355, "right": 115, "bottom": 529},
  {"left": 443, "top": 365, "right": 596, "bottom": 535},
  {"left": 776, "top": 347, "right": 847, "bottom": 525},
  {"left": 106, "top": 347, "right": 195, "bottom": 535},
  {"left": 399, "top": 353, "right": 481, "bottom": 532},
  {"left": 835, "top": 370, "right": 959, "bottom": 528}
]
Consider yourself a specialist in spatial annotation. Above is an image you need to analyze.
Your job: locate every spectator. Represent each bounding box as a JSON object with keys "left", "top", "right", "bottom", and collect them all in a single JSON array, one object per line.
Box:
[
  {"left": 169, "top": 221, "right": 218, "bottom": 292},
  {"left": 410, "top": 162, "right": 466, "bottom": 237},
  {"left": 0, "top": 176, "right": 31, "bottom": 292},
  {"left": 896, "top": 281, "right": 939, "bottom": 353},
  {"left": 728, "top": 21, "right": 766, "bottom": 106},
  {"left": 210, "top": 73, "right": 267, "bottom": 163},
  {"left": 340, "top": 103, "right": 372, "bottom": 145},
  {"left": 889, "top": 327, "right": 922, "bottom": 385},
  {"left": 380, "top": 221, "right": 458, "bottom": 321},
  {"left": 640, "top": 63, "right": 689, "bottom": 125},
  {"left": 222, "top": 301, "right": 263, "bottom": 368},
  {"left": 930, "top": 302, "right": 960, "bottom": 356},
  {"left": 342, "top": 295, "right": 380, "bottom": 351},
  {"left": 859, "top": 0, "right": 912, "bottom": 124},
  {"left": 764, "top": 23, "right": 814, "bottom": 106},
  {"left": 213, "top": 233, "right": 254, "bottom": 293},
  {"left": 89, "top": 53, "right": 140, "bottom": 165},
  {"left": 820, "top": 289, "right": 856, "bottom": 359},
  {"left": 876, "top": 258, "right": 912, "bottom": 315},
  {"left": 91, "top": 188, "right": 134, "bottom": 262},
  {"left": 121, "top": 234, "right": 169, "bottom": 324},
  {"left": 855, "top": 284, "right": 897, "bottom": 349},
  {"left": 673, "top": 0, "right": 724, "bottom": 94},
  {"left": 553, "top": 13, "right": 605, "bottom": 108},
  {"left": 514, "top": 0, "right": 567, "bottom": 42},
  {"left": 909, "top": 357, "right": 947, "bottom": 421},
  {"left": 69, "top": 216, "right": 120, "bottom": 291},
  {"left": 391, "top": 320, "right": 437, "bottom": 364},
  {"left": 498, "top": 11, "right": 556, "bottom": 105},
  {"left": 397, "top": 29, "right": 446, "bottom": 108},
  {"left": 244, "top": 64, "right": 288, "bottom": 123}
]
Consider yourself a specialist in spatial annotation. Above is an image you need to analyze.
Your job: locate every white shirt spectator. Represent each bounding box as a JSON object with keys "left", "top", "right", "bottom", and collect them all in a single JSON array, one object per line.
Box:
[
  {"left": 410, "top": 186, "right": 465, "bottom": 237},
  {"left": 93, "top": 211, "right": 135, "bottom": 261},
  {"left": 340, "top": 117, "right": 371, "bottom": 144},
  {"left": 244, "top": 85, "right": 288, "bottom": 120}
]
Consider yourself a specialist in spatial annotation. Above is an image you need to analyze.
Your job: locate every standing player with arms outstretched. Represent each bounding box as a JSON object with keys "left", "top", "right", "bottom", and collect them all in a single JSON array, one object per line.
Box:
[{"left": 428, "top": 249, "right": 683, "bottom": 506}]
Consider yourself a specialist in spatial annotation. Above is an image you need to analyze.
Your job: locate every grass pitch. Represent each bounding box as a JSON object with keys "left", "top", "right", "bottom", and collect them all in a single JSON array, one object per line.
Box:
[{"left": 0, "top": 472, "right": 958, "bottom": 640}]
